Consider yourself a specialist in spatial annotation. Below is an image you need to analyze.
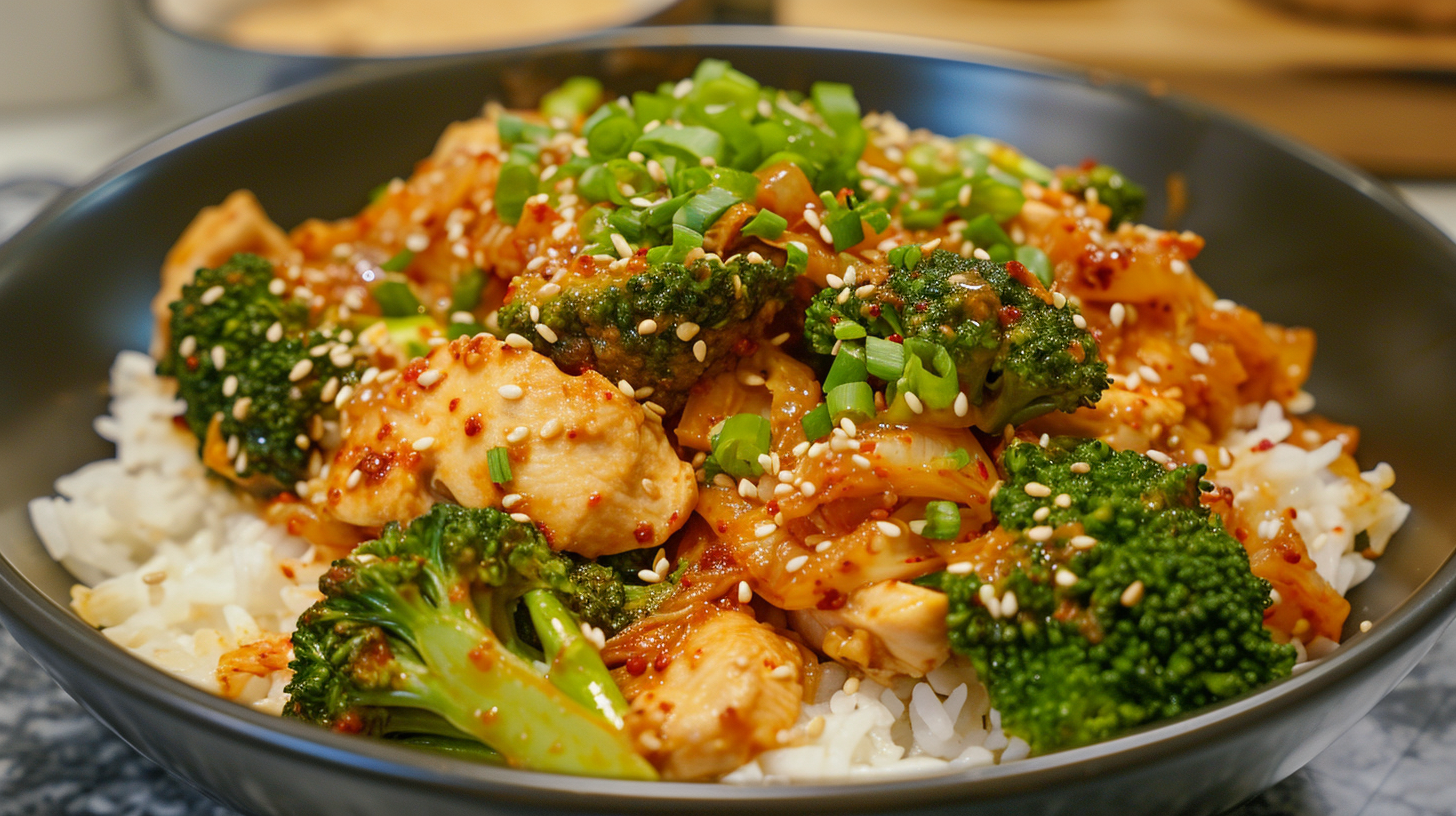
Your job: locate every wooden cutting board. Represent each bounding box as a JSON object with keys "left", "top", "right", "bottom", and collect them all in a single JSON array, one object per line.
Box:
[{"left": 776, "top": 0, "right": 1456, "bottom": 176}]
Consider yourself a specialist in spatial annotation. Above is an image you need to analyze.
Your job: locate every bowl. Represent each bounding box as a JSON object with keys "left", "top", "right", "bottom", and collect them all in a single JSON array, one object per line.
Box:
[{"left": 2, "top": 25, "right": 1455, "bottom": 816}]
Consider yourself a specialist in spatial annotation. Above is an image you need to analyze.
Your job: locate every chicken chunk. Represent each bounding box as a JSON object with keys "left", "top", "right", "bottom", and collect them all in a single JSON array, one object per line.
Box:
[
  {"left": 611, "top": 608, "right": 807, "bottom": 780},
  {"left": 152, "top": 190, "right": 296, "bottom": 355},
  {"left": 319, "top": 333, "right": 696, "bottom": 556},
  {"left": 789, "top": 580, "right": 949, "bottom": 679}
]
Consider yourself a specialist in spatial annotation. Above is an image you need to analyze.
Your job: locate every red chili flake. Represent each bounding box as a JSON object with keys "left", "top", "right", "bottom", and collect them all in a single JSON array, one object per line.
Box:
[
  {"left": 633, "top": 522, "right": 654, "bottom": 543},
  {"left": 625, "top": 655, "right": 647, "bottom": 676},
  {"left": 376, "top": 422, "right": 393, "bottom": 441},
  {"left": 1282, "top": 550, "right": 1301, "bottom": 564},
  {"left": 448, "top": 398, "right": 460, "bottom": 412},
  {"left": 886, "top": 333, "right": 903, "bottom": 344},
  {"left": 868, "top": 304, "right": 881, "bottom": 317},
  {"left": 587, "top": 492, "right": 602, "bottom": 507},
  {"left": 328, "top": 488, "right": 342, "bottom": 505},
  {"left": 464, "top": 415, "right": 482, "bottom": 437},
  {"left": 400, "top": 358, "right": 429, "bottom": 383},
  {"left": 1288, "top": 508, "right": 1298, "bottom": 518},
  {"left": 1080, "top": 157, "right": 1098, "bottom": 171},
  {"left": 829, "top": 315, "right": 841, "bottom": 324},
  {"left": 184, "top": 355, "right": 200, "bottom": 372},
  {"left": 171, "top": 415, "right": 190, "bottom": 430},
  {"left": 816, "top": 589, "right": 846, "bottom": 610},
  {"left": 765, "top": 500, "right": 780, "bottom": 515},
  {"left": 603, "top": 391, "right": 613, "bottom": 400},
  {"left": 998, "top": 305, "right": 1022, "bottom": 326},
  {"left": 913, "top": 301, "right": 929, "bottom": 312},
  {"left": 1253, "top": 439, "right": 1275, "bottom": 452},
  {"left": 357, "top": 450, "right": 397, "bottom": 484},
  {"left": 653, "top": 652, "right": 672, "bottom": 672},
  {"left": 332, "top": 710, "right": 365, "bottom": 734},
  {"left": 977, "top": 460, "right": 989, "bottom": 479},
  {"left": 468, "top": 643, "right": 495, "bottom": 672},
  {"left": 869, "top": 508, "right": 889, "bottom": 520},
  {"left": 733, "top": 337, "right": 759, "bottom": 357},
  {"left": 860, "top": 441, "right": 876, "bottom": 453}
]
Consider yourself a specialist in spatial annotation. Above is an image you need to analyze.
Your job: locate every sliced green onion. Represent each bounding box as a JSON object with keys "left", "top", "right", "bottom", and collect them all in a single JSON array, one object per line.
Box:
[
  {"left": 634, "top": 125, "right": 725, "bottom": 165},
  {"left": 367, "top": 182, "right": 389, "bottom": 205},
  {"left": 740, "top": 209, "right": 788, "bottom": 240},
  {"left": 897, "top": 338, "right": 959, "bottom": 410},
  {"left": 824, "top": 208, "right": 865, "bottom": 252},
  {"left": 451, "top": 269, "right": 485, "bottom": 311},
  {"left": 446, "top": 321, "right": 482, "bottom": 339},
  {"left": 1015, "top": 245, "right": 1053, "bottom": 287},
  {"left": 801, "top": 403, "right": 832, "bottom": 441},
  {"left": 810, "top": 82, "right": 861, "bottom": 135},
  {"left": 960, "top": 176, "right": 1025, "bottom": 222},
  {"left": 609, "top": 206, "right": 646, "bottom": 242},
  {"left": 644, "top": 224, "right": 704, "bottom": 265},
  {"left": 961, "top": 213, "right": 1012, "bottom": 251},
  {"left": 822, "top": 343, "right": 867, "bottom": 392},
  {"left": 784, "top": 240, "right": 809, "bottom": 275},
  {"left": 494, "top": 162, "right": 538, "bottom": 225},
  {"left": 383, "top": 315, "right": 439, "bottom": 360},
  {"left": 380, "top": 249, "right": 415, "bottom": 272},
  {"left": 710, "top": 413, "right": 772, "bottom": 480},
  {"left": 586, "top": 115, "right": 642, "bottom": 160},
  {"left": 487, "top": 447, "right": 513, "bottom": 484},
  {"left": 887, "top": 244, "right": 923, "bottom": 271},
  {"left": 372, "top": 281, "right": 422, "bottom": 317},
  {"left": 540, "top": 76, "right": 603, "bottom": 122},
  {"left": 922, "top": 501, "right": 962, "bottom": 540},
  {"left": 988, "top": 244, "right": 1014, "bottom": 264},
  {"left": 833, "top": 322, "right": 867, "bottom": 341},
  {"left": 860, "top": 204, "right": 891, "bottom": 234},
  {"left": 826, "top": 381, "right": 875, "bottom": 424},
  {"left": 631, "top": 91, "right": 672, "bottom": 128},
  {"left": 673, "top": 186, "right": 741, "bottom": 232},
  {"left": 942, "top": 448, "right": 971, "bottom": 470},
  {"left": 865, "top": 336, "right": 905, "bottom": 381}
]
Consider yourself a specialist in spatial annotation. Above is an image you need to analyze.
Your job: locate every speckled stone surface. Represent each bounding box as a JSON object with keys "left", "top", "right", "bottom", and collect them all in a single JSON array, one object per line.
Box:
[{"left": 1, "top": 620, "right": 1453, "bottom": 816}]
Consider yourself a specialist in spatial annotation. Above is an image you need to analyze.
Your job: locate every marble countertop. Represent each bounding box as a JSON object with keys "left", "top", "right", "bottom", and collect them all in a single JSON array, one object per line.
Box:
[{"left": 2, "top": 81, "right": 1455, "bottom": 816}]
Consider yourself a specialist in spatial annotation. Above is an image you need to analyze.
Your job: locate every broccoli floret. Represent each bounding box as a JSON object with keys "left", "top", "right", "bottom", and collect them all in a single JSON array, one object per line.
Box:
[
  {"left": 499, "top": 255, "right": 796, "bottom": 412},
  {"left": 284, "top": 504, "right": 657, "bottom": 779},
  {"left": 923, "top": 439, "right": 1295, "bottom": 754},
  {"left": 568, "top": 549, "right": 683, "bottom": 634},
  {"left": 804, "top": 250, "right": 1107, "bottom": 431},
  {"left": 1056, "top": 163, "right": 1146, "bottom": 228},
  {"left": 158, "top": 254, "right": 364, "bottom": 491}
]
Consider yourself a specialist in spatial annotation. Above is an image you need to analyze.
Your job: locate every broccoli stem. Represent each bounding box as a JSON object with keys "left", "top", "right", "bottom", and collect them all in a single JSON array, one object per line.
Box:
[
  {"left": 394, "top": 734, "right": 504, "bottom": 763},
  {"left": 524, "top": 589, "right": 630, "bottom": 729}
]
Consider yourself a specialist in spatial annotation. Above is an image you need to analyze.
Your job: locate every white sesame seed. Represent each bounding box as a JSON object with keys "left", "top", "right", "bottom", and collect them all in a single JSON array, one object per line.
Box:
[
  {"left": 739, "top": 371, "right": 766, "bottom": 387},
  {"left": 954, "top": 392, "right": 969, "bottom": 417},
  {"left": 498, "top": 384, "right": 523, "bottom": 400},
  {"left": 972, "top": 248, "right": 991, "bottom": 261},
  {"left": 1212, "top": 298, "right": 1236, "bottom": 312},
  {"left": 693, "top": 340, "right": 707, "bottom": 363},
  {"left": 1027, "top": 525, "right": 1054, "bottom": 542},
  {"left": 638, "top": 319, "right": 659, "bottom": 335},
  {"left": 1070, "top": 461, "right": 1091, "bottom": 474},
  {"left": 310, "top": 343, "right": 333, "bottom": 358},
  {"left": 851, "top": 454, "right": 872, "bottom": 469},
  {"left": 200, "top": 285, "right": 225, "bottom": 305},
  {"left": 755, "top": 523, "right": 778, "bottom": 538},
  {"left": 538, "top": 282, "right": 561, "bottom": 297},
  {"left": 738, "top": 478, "right": 756, "bottom": 499},
  {"left": 1189, "top": 342, "right": 1211, "bottom": 365},
  {"left": 268, "top": 278, "right": 286, "bottom": 296},
  {"left": 505, "top": 426, "right": 528, "bottom": 444},
  {"left": 225, "top": 435, "right": 239, "bottom": 459},
  {"left": 346, "top": 469, "right": 363, "bottom": 489},
  {"left": 1052, "top": 291, "right": 1067, "bottom": 309},
  {"left": 979, "top": 584, "right": 999, "bottom": 616},
  {"left": 840, "top": 417, "right": 858, "bottom": 437},
  {"left": 798, "top": 481, "right": 817, "bottom": 498},
  {"left": 1121, "top": 580, "right": 1145, "bottom": 607},
  {"left": 416, "top": 370, "right": 442, "bottom": 388},
  {"left": 804, "top": 209, "right": 823, "bottom": 230},
  {"left": 534, "top": 323, "right": 559, "bottom": 343},
  {"left": 294, "top": 434, "right": 310, "bottom": 450},
  {"left": 234, "top": 451, "right": 247, "bottom": 473},
  {"left": 221, "top": 375, "right": 238, "bottom": 397},
  {"left": 638, "top": 569, "right": 662, "bottom": 583},
  {"left": 1001, "top": 590, "right": 1019, "bottom": 617},
  {"left": 288, "top": 359, "right": 312, "bottom": 382},
  {"left": 875, "top": 520, "right": 901, "bottom": 537},
  {"left": 738, "top": 581, "right": 753, "bottom": 604},
  {"left": 266, "top": 322, "right": 283, "bottom": 343},
  {"left": 618, "top": 379, "right": 636, "bottom": 399},
  {"left": 1033, "top": 506, "right": 1051, "bottom": 522},
  {"left": 904, "top": 391, "right": 924, "bottom": 414},
  {"left": 641, "top": 478, "right": 660, "bottom": 499},
  {"left": 499, "top": 494, "right": 524, "bottom": 510},
  {"left": 1146, "top": 449, "right": 1172, "bottom": 465},
  {"left": 1024, "top": 481, "right": 1052, "bottom": 498},
  {"left": 1070, "top": 535, "right": 1097, "bottom": 550},
  {"left": 825, "top": 272, "right": 844, "bottom": 289},
  {"left": 319, "top": 377, "right": 339, "bottom": 403},
  {"left": 503, "top": 333, "right": 533, "bottom": 350},
  {"left": 1139, "top": 365, "right": 1162, "bottom": 384},
  {"left": 538, "top": 418, "right": 562, "bottom": 439},
  {"left": 510, "top": 512, "right": 532, "bottom": 523},
  {"left": 611, "top": 232, "right": 633, "bottom": 259},
  {"left": 785, "top": 554, "right": 809, "bottom": 573},
  {"left": 676, "top": 321, "right": 700, "bottom": 341},
  {"left": 333, "top": 385, "right": 355, "bottom": 408},
  {"left": 1109, "top": 302, "right": 1126, "bottom": 328},
  {"left": 231, "top": 397, "right": 251, "bottom": 420},
  {"left": 1360, "top": 620, "right": 1373, "bottom": 633},
  {"left": 769, "top": 665, "right": 794, "bottom": 680},
  {"left": 1055, "top": 569, "right": 1079, "bottom": 587},
  {"left": 209, "top": 346, "right": 226, "bottom": 370},
  {"left": 1054, "top": 493, "right": 1072, "bottom": 508},
  {"left": 946, "top": 561, "right": 974, "bottom": 575}
]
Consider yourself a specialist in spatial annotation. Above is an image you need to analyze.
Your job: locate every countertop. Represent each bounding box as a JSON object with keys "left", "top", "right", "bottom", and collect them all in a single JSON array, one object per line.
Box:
[{"left": 1, "top": 87, "right": 1455, "bottom": 816}]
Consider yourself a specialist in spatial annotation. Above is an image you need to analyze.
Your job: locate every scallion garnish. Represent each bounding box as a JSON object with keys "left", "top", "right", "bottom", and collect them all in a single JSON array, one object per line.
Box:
[
  {"left": 673, "top": 186, "right": 740, "bottom": 232},
  {"left": 494, "top": 162, "right": 538, "bottom": 225},
  {"left": 372, "top": 281, "right": 422, "bottom": 317},
  {"left": 922, "top": 501, "right": 962, "bottom": 540},
  {"left": 785, "top": 240, "right": 809, "bottom": 275},
  {"left": 451, "top": 269, "right": 485, "bottom": 311},
  {"left": 865, "top": 336, "right": 905, "bottom": 381},
  {"left": 540, "top": 76, "right": 603, "bottom": 122},
  {"left": 822, "top": 343, "right": 867, "bottom": 392},
  {"left": 740, "top": 209, "right": 788, "bottom": 240},
  {"left": 833, "top": 322, "right": 867, "bottom": 341},
  {"left": 826, "top": 381, "right": 875, "bottom": 424},
  {"left": 801, "top": 403, "right": 832, "bottom": 441},
  {"left": 709, "top": 413, "right": 772, "bottom": 480},
  {"left": 1015, "top": 245, "right": 1054, "bottom": 287},
  {"left": 380, "top": 249, "right": 415, "bottom": 273},
  {"left": 824, "top": 208, "right": 865, "bottom": 251},
  {"left": 942, "top": 448, "right": 971, "bottom": 470},
  {"left": 487, "top": 447, "right": 513, "bottom": 484}
]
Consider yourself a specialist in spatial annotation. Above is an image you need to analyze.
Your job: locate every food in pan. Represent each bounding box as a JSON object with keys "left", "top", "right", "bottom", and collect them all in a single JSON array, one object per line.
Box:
[{"left": 30, "top": 61, "right": 1409, "bottom": 781}]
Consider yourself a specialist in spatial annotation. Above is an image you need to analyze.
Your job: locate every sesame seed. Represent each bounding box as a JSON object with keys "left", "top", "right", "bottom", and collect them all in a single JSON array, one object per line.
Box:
[
  {"left": 534, "top": 418, "right": 563, "bottom": 441},
  {"left": 1070, "top": 535, "right": 1096, "bottom": 549},
  {"left": 232, "top": 397, "right": 251, "bottom": 420},
  {"left": 226, "top": 435, "right": 239, "bottom": 459},
  {"left": 200, "top": 285, "right": 225, "bottom": 305},
  {"left": 533, "top": 323, "right": 558, "bottom": 343},
  {"left": 503, "top": 333, "right": 533, "bottom": 350},
  {"left": 1024, "top": 481, "right": 1052, "bottom": 498},
  {"left": 1189, "top": 342, "right": 1211, "bottom": 365},
  {"left": 1212, "top": 298, "right": 1236, "bottom": 312},
  {"left": 416, "top": 370, "right": 442, "bottom": 388},
  {"left": 799, "top": 481, "right": 817, "bottom": 497},
  {"left": 641, "top": 478, "right": 660, "bottom": 499},
  {"left": 851, "top": 454, "right": 872, "bottom": 469},
  {"left": 500, "top": 493, "right": 524, "bottom": 510},
  {"left": 346, "top": 469, "right": 362, "bottom": 489},
  {"left": 1027, "top": 525, "right": 1054, "bottom": 542},
  {"left": 842, "top": 676, "right": 861, "bottom": 695},
  {"left": 738, "top": 478, "right": 756, "bottom": 499},
  {"left": 875, "top": 520, "right": 901, "bottom": 537},
  {"left": 815, "top": 539, "right": 833, "bottom": 553},
  {"left": 739, "top": 371, "right": 766, "bottom": 387},
  {"left": 411, "top": 436, "right": 435, "bottom": 452},
  {"left": 638, "top": 319, "right": 658, "bottom": 335},
  {"left": 310, "top": 343, "right": 333, "bottom": 357},
  {"left": 638, "top": 569, "right": 662, "bottom": 584},
  {"left": 958, "top": 184, "right": 972, "bottom": 207},
  {"left": 319, "top": 377, "right": 339, "bottom": 403},
  {"left": 1146, "top": 449, "right": 1172, "bottom": 466},
  {"left": 288, "top": 359, "right": 312, "bottom": 382},
  {"left": 804, "top": 208, "right": 822, "bottom": 230},
  {"left": 617, "top": 379, "right": 636, "bottom": 399},
  {"left": 1055, "top": 569, "right": 1079, "bottom": 587},
  {"left": 222, "top": 375, "right": 238, "bottom": 397},
  {"left": 268, "top": 278, "right": 286, "bottom": 296},
  {"left": 1360, "top": 620, "right": 1373, "bottom": 633},
  {"left": 178, "top": 335, "right": 196, "bottom": 356},
  {"left": 840, "top": 417, "right": 857, "bottom": 437},
  {"left": 972, "top": 248, "right": 991, "bottom": 260},
  {"left": 211, "top": 346, "right": 226, "bottom": 370},
  {"left": 769, "top": 665, "right": 794, "bottom": 680},
  {"left": 693, "top": 340, "right": 707, "bottom": 363},
  {"left": 792, "top": 441, "right": 810, "bottom": 457},
  {"left": 1120, "top": 580, "right": 1145, "bottom": 607},
  {"left": 904, "top": 391, "right": 924, "bottom": 414},
  {"left": 1073, "top": 314, "right": 1088, "bottom": 330},
  {"left": 1110, "top": 302, "right": 1126, "bottom": 328},
  {"left": 1218, "top": 447, "right": 1233, "bottom": 468},
  {"left": 1052, "top": 292, "right": 1067, "bottom": 309},
  {"left": 1000, "top": 590, "right": 1019, "bottom": 617},
  {"left": 978, "top": 584, "right": 999, "bottom": 616},
  {"left": 1070, "top": 461, "right": 1091, "bottom": 474},
  {"left": 1033, "top": 506, "right": 1051, "bottom": 522},
  {"left": 1139, "top": 365, "right": 1162, "bottom": 384},
  {"left": 855, "top": 284, "right": 876, "bottom": 298},
  {"left": 1054, "top": 493, "right": 1072, "bottom": 508},
  {"left": 295, "top": 434, "right": 310, "bottom": 450},
  {"left": 510, "top": 512, "right": 532, "bottom": 523},
  {"left": 946, "top": 561, "right": 974, "bottom": 575},
  {"left": 738, "top": 581, "right": 753, "bottom": 604},
  {"left": 954, "top": 392, "right": 969, "bottom": 417},
  {"left": 234, "top": 451, "right": 248, "bottom": 473},
  {"left": 538, "top": 282, "right": 561, "bottom": 297},
  {"left": 498, "top": 425, "right": 525, "bottom": 444},
  {"left": 333, "top": 385, "right": 355, "bottom": 408},
  {"left": 785, "top": 554, "right": 809, "bottom": 573},
  {"left": 755, "top": 522, "right": 778, "bottom": 538},
  {"left": 825, "top": 272, "right": 844, "bottom": 290},
  {"left": 498, "top": 384, "right": 523, "bottom": 400},
  {"left": 611, "top": 232, "right": 633, "bottom": 259},
  {"left": 266, "top": 322, "right": 283, "bottom": 343}
]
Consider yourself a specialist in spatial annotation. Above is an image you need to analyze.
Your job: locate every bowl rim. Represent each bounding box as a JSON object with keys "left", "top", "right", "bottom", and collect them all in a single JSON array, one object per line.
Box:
[{"left": 3, "top": 23, "right": 1456, "bottom": 811}]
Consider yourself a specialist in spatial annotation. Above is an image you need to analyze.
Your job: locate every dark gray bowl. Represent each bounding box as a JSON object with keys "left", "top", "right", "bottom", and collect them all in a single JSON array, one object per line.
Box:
[{"left": 1, "top": 25, "right": 1454, "bottom": 816}]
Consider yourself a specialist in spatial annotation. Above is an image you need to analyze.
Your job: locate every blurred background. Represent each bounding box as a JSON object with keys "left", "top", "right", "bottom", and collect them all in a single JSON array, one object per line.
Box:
[{"left": 1, "top": 0, "right": 1455, "bottom": 240}]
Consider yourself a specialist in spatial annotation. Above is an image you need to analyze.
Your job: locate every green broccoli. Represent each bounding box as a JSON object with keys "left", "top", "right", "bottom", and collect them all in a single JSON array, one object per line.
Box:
[
  {"left": 921, "top": 439, "right": 1295, "bottom": 754},
  {"left": 284, "top": 504, "right": 657, "bottom": 779},
  {"left": 1056, "top": 163, "right": 1147, "bottom": 228},
  {"left": 499, "top": 255, "right": 797, "bottom": 413},
  {"left": 804, "top": 249, "right": 1107, "bottom": 432},
  {"left": 158, "top": 253, "right": 364, "bottom": 491},
  {"left": 567, "top": 549, "right": 682, "bottom": 635}
]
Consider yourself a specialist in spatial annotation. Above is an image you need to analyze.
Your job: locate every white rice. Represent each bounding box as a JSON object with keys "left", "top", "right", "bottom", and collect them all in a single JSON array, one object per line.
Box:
[{"left": 28, "top": 352, "right": 1411, "bottom": 780}]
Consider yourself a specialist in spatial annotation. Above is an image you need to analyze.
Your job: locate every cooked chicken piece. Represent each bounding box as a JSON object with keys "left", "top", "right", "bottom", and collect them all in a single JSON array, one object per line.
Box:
[
  {"left": 789, "top": 580, "right": 949, "bottom": 679},
  {"left": 612, "top": 608, "right": 807, "bottom": 780},
  {"left": 152, "top": 190, "right": 296, "bottom": 355},
  {"left": 318, "top": 333, "right": 696, "bottom": 556}
]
